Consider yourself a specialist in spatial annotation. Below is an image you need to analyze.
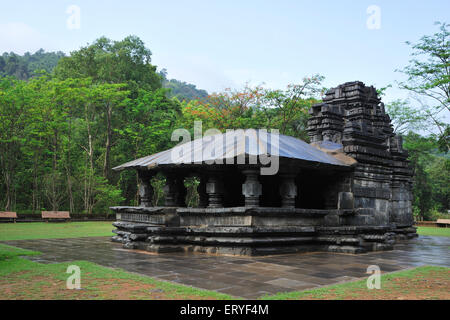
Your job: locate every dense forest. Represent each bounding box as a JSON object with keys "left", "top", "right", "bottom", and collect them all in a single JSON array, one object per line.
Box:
[{"left": 0, "top": 24, "right": 448, "bottom": 221}]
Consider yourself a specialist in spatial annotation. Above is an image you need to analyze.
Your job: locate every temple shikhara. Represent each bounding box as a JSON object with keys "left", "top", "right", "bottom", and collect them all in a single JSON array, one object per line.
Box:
[{"left": 110, "top": 81, "right": 417, "bottom": 256}]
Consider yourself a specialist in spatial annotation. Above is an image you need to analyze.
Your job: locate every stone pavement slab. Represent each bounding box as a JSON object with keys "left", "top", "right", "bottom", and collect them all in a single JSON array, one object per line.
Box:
[{"left": 3, "top": 235, "right": 449, "bottom": 299}]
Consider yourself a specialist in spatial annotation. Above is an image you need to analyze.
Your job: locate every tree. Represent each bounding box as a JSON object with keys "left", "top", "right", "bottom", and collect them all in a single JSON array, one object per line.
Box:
[
  {"left": 0, "top": 78, "right": 32, "bottom": 210},
  {"left": 427, "top": 157, "right": 450, "bottom": 213},
  {"left": 385, "top": 99, "right": 427, "bottom": 134},
  {"left": 180, "top": 76, "right": 324, "bottom": 141},
  {"left": 55, "top": 36, "right": 162, "bottom": 95},
  {"left": 397, "top": 22, "right": 450, "bottom": 151},
  {"left": 402, "top": 132, "right": 449, "bottom": 220},
  {"left": 116, "top": 88, "right": 181, "bottom": 204},
  {"left": 263, "top": 75, "right": 324, "bottom": 138},
  {"left": 0, "top": 50, "right": 65, "bottom": 80},
  {"left": 89, "top": 83, "right": 129, "bottom": 180}
]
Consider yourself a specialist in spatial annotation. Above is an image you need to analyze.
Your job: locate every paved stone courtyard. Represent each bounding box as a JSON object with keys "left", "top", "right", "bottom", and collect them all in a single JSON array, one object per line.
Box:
[{"left": 4, "top": 236, "right": 450, "bottom": 299}]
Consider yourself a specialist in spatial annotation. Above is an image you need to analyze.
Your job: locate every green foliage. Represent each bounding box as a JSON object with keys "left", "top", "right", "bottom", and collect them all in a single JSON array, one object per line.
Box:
[
  {"left": 403, "top": 132, "right": 449, "bottom": 220},
  {"left": 437, "top": 125, "right": 450, "bottom": 152},
  {"left": 385, "top": 99, "right": 427, "bottom": 134},
  {"left": 150, "top": 174, "right": 166, "bottom": 206},
  {"left": 92, "top": 177, "right": 125, "bottom": 214},
  {"left": 0, "top": 49, "right": 65, "bottom": 80},
  {"left": 179, "top": 75, "right": 324, "bottom": 141},
  {"left": 397, "top": 21, "right": 450, "bottom": 151},
  {"left": 427, "top": 157, "right": 450, "bottom": 212},
  {"left": 54, "top": 36, "right": 162, "bottom": 96},
  {"left": 0, "top": 37, "right": 191, "bottom": 213},
  {"left": 184, "top": 177, "right": 200, "bottom": 208}
]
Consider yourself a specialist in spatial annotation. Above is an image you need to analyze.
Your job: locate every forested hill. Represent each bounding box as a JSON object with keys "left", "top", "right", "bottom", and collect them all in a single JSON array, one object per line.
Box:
[
  {"left": 158, "top": 68, "right": 208, "bottom": 101},
  {"left": 0, "top": 49, "right": 208, "bottom": 101},
  {"left": 0, "top": 49, "right": 65, "bottom": 80},
  {"left": 163, "top": 77, "right": 208, "bottom": 101}
]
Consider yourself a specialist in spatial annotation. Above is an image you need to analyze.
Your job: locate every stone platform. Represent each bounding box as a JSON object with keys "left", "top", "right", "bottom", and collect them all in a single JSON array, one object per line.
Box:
[{"left": 110, "top": 206, "right": 417, "bottom": 256}]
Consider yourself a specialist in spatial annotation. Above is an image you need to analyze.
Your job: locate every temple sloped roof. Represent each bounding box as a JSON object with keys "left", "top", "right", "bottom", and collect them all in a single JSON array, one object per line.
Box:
[{"left": 113, "top": 130, "right": 353, "bottom": 171}]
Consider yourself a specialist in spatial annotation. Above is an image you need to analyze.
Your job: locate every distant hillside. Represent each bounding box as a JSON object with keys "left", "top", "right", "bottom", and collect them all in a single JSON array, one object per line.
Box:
[
  {"left": 159, "top": 69, "right": 208, "bottom": 101},
  {"left": 0, "top": 49, "right": 65, "bottom": 80},
  {"left": 0, "top": 49, "right": 209, "bottom": 100},
  {"left": 163, "top": 78, "right": 208, "bottom": 101}
]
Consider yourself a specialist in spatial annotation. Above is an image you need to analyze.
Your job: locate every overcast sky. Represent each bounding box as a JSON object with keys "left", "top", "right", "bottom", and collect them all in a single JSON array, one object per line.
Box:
[{"left": 1, "top": 0, "right": 449, "bottom": 106}]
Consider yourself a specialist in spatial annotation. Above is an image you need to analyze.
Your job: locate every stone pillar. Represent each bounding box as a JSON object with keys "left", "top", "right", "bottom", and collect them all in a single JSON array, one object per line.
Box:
[
  {"left": 206, "top": 173, "right": 224, "bottom": 208},
  {"left": 176, "top": 177, "right": 187, "bottom": 207},
  {"left": 242, "top": 169, "right": 262, "bottom": 207},
  {"left": 163, "top": 172, "right": 185, "bottom": 207},
  {"left": 198, "top": 174, "right": 208, "bottom": 208},
  {"left": 138, "top": 171, "right": 153, "bottom": 207},
  {"left": 279, "top": 174, "right": 297, "bottom": 208},
  {"left": 338, "top": 192, "right": 354, "bottom": 210}
]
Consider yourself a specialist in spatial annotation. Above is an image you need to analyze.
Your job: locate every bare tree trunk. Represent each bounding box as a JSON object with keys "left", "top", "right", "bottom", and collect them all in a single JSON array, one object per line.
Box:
[
  {"left": 82, "top": 103, "right": 96, "bottom": 215},
  {"left": 4, "top": 170, "right": 11, "bottom": 211},
  {"left": 86, "top": 104, "right": 95, "bottom": 215},
  {"left": 32, "top": 157, "right": 38, "bottom": 214},
  {"left": 51, "top": 132, "right": 59, "bottom": 211},
  {"left": 66, "top": 119, "right": 74, "bottom": 214},
  {"left": 103, "top": 103, "right": 112, "bottom": 181}
]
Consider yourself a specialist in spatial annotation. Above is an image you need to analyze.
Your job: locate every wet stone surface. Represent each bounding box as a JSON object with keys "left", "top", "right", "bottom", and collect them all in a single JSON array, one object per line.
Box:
[{"left": 4, "top": 236, "right": 450, "bottom": 299}]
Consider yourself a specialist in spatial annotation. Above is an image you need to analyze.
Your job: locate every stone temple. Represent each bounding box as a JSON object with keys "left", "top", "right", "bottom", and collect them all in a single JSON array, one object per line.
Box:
[{"left": 110, "top": 81, "right": 417, "bottom": 256}]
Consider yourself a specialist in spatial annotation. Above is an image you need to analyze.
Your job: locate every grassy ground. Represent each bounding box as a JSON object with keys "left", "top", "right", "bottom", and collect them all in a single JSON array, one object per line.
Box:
[
  {"left": 1, "top": 242, "right": 448, "bottom": 300},
  {"left": 0, "top": 243, "right": 234, "bottom": 300},
  {"left": 0, "top": 223, "right": 449, "bottom": 300},
  {"left": 417, "top": 226, "right": 450, "bottom": 237},
  {"left": 263, "top": 266, "right": 450, "bottom": 300},
  {"left": 0, "top": 222, "right": 114, "bottom": 241}
]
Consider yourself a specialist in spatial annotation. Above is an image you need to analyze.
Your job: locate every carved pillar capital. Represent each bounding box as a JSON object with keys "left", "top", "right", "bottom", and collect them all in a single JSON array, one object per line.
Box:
[
  {"left": 279, "top": 173, "right": 297, "bottom": 208},
  {"left": 242, "top": 169, "right": 262, "bottom": 207}
]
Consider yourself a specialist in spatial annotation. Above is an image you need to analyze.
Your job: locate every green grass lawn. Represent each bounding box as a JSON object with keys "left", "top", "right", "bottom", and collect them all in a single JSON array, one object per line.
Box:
[
  {"left": 417, "top": 226, "right": 450, "bottom": 237},
  {"left": 0, "top": 243, "right": 234, "bottom": 300},
  {"left": 262, "top": 266, "right": 450, "bottom": 300},
  {"left": 0, "top": 222, "right": 114, "bottom": 241}
]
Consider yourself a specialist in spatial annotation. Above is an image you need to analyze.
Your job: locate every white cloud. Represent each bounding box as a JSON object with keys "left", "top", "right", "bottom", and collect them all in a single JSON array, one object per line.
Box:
[{"left": 0, "top": 22, "right": 49, "bottom": 54}]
